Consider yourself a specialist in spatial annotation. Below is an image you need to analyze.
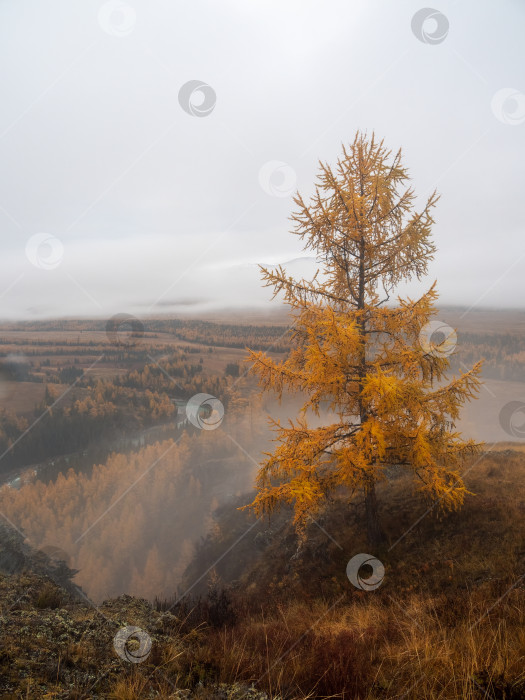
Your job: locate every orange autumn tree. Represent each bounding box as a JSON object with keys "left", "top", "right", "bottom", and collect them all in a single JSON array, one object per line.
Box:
[{"left": 245, "top": 132, "right": 482, "bottom": 546}]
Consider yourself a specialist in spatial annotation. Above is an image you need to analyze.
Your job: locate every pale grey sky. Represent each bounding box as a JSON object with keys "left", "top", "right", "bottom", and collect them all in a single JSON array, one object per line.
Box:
[{"left": 0, "top": 0, "right": 523, "bottom": 319}]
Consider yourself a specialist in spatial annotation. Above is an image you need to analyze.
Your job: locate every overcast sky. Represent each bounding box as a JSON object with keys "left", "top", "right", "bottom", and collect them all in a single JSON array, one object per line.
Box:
[{"left": 0, "top": 0, "right": 523, "bottom": 320}]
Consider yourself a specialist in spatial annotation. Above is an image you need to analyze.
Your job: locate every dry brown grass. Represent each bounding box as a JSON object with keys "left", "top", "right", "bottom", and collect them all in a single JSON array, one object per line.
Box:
[
  {"left": 4, "top": 447, "right": 525, "bottom": 699},
  {"left": 167, "top": 588, "right": 524, "bottom": 698},
  {"left": 158, "top": 447, "right": 525, "bottom": 698}
]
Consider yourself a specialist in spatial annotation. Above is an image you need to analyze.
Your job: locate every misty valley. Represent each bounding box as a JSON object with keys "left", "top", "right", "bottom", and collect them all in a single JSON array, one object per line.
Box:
[{"left": 0, "top": 314, "right": 524, "bottom": 606}]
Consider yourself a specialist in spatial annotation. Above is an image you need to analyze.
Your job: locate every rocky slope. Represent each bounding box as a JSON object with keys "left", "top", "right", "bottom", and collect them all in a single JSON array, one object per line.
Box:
[{"left": 0, "top": 522, "right": 266, "bottom": 699}]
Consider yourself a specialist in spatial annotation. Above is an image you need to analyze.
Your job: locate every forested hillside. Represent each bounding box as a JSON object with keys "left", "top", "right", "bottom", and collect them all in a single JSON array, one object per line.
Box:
[{"left": 0, "top": 426, "right": 256, "bottom": 601}]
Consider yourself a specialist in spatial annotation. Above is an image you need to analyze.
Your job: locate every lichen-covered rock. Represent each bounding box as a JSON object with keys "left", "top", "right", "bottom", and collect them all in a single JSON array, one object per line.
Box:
[
  {"left": 0, "top": 569, "right": 270, "bottom": 698},
  {"left": 0, "top": 524, "right": 272, "bottom": 698}
]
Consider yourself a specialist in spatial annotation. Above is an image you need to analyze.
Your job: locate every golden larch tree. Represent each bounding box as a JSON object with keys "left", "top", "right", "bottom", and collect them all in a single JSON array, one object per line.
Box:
[{"left": 245, "top": 132, "right": 482, "bottom": 546}]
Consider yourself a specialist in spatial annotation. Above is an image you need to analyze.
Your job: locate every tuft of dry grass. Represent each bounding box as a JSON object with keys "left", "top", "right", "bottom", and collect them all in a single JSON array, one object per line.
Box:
[{"left": 34, "top": 580, "right": 65, "bottom": 609}]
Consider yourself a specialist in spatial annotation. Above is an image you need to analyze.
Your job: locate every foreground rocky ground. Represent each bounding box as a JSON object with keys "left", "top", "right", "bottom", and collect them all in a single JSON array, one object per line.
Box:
[
  {"left": 0, "top": 569, "right": 269, "bottom": 699},
  {"left": 2, "top": 448, "right": 525, "bottom": 698},
  {"left": 0, "top": 521, "right": 267, "bottom": 699}
]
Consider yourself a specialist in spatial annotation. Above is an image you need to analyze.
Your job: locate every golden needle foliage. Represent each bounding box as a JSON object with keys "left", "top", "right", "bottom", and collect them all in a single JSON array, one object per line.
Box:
[{"left": 244, "top": 132, "right": 483, "bottom": 540}]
